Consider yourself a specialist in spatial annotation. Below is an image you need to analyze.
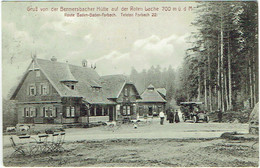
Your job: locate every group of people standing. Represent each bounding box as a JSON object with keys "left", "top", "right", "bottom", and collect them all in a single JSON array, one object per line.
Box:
[{"left": 159, "top": 109, "right": 180, "bottom": 125}]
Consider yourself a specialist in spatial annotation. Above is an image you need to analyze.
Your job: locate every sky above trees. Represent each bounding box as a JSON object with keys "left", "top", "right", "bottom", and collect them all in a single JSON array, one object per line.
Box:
[{"left": 2, "top": 2, "right": 196, "bottom": 98}]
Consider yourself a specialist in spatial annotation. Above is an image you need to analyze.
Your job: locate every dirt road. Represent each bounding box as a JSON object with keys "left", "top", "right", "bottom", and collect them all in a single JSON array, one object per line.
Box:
[
  {"left": 3, "top": 120, "right": 257, "bottom": 167},
  {"left": 3, "top": 138, "right": 258, "bottom": 167},
  {"left": 2, "top": 120, "right": 249, "bottom": 147}
]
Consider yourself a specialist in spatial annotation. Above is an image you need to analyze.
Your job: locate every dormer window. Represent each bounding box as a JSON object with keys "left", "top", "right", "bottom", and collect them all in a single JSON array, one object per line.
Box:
[
  {"left": 64, "top": 82, "right": 76, "bottom": 90},
  {"left": 147, "top": 84, "right": 155, "bottom": 91},
  {"left": 66, "top": 84, "right": 75, "bottom": 90},
  {"left": 92, "top": 86, "right": 102, "bottom": 92}
]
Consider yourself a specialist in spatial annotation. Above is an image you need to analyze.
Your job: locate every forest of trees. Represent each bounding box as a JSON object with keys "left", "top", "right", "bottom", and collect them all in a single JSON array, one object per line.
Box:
[
  {"left": 130, "top": 2, "right": 258, "bottom": 113},
  {"left": 177, "top": 1, "right": 258, "bottom": 112},
  {"left": 130, "top": 65, "right": 176, "bottom": 104}
]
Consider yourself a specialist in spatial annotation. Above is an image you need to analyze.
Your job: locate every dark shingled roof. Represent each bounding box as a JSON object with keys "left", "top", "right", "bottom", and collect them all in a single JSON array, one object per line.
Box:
[
  {"left": 11, "top": 58, "right": 141, "bottom": 104},
  {"left": 34, "top": 58, "right": 114, "bottom": 104},
  {"left": 101, "top": 74, "right": 140, "bottom": 99},
  {"left": 138, "top": 85, "right": 167, "bottom": 103},
  {"left": 60, "top": 63, "right": 78, "bottom": 82}
]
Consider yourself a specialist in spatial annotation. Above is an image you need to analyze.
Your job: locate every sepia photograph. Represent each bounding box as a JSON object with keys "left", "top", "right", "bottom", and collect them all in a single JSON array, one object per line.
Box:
[{"left": 2, "top": 1, "right": 259, "bottom": 167}]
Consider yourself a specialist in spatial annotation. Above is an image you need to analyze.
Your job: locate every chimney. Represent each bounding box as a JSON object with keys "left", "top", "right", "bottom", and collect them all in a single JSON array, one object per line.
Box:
[
  {"left": 51, "top": 56, "right": 57, "bottom": 62},
  {"left": 82, "top": 59, "right": 88, "bottom": 67}
]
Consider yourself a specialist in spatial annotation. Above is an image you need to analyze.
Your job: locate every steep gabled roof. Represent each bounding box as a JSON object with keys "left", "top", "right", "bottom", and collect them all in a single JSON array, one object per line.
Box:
[
  {"left": 10, "top": 60, "right": 34, "bottom": 100},
  {"left": 10, "top": 58, "right": 115, "bottom": 104},
  {"left": 138, "top": 85, "right": 167, "bottom": 103},
  {"left": 37, "top": 58, "right": 115, "bottom": 104},
  {"left": 36, "top": 59, "right": 81, "bottom": 97},
  {"left": 101, "top": 74, "right": 140, "bottom": 99},
  {"left": 68, "top": 64, "right": 114, "bottom": 104},
  {"left": 10, "top": 58, "right": 142, "bottom": 105}
]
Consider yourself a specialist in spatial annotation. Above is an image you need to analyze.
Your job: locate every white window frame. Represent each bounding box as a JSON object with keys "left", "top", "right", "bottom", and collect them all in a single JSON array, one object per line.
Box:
[
  {"left": 127, "top": 106, "right": 131, "bottom": 115},
  {"left": 123, "top": 106, "right": 126, "bottom": 115},
  {"left": 44, "top": 107, "right": 48, "bottom": 117},
  {"left": 49, "top": 107, "right": 53, "bottom": 117},
  {"left": 29, "top": 85, "right": 36, "bottom": 96},
  {"left": 25, "top": 107, "right": 29, "bottom": 117},
  {"left": 66, "top": 107, "right": 70, "bottom": 117},
  {"left": 124, "top": 88, "right": 128, "bottom": 96},
  {"left": 71, "top": 107, "right": 75, "bottom": 117},
  {"left": 29, "top": 107, "right": 34, "bottom": 117},
  {"left": 40, "top": 83, "right": 48, "bottom": 95}
]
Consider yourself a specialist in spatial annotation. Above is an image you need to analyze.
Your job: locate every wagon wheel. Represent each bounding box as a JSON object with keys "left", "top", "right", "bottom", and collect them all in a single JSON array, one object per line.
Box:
[{"left": 192, "top": 116, "right": 197, "bottom": 123}]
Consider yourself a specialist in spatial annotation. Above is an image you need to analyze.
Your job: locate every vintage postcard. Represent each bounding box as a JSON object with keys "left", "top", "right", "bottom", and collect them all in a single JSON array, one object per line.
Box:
[{"left": 2, "top": 0, "right": 259, "bottom": 167}]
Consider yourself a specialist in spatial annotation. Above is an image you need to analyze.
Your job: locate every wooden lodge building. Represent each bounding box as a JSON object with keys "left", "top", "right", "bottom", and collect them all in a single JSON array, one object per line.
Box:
[
  {"left": 10, "top": 57, "right": 167, "bottom": 125},
  {"left": 137, "top": 84, "right": 167, "bottom": 117}
]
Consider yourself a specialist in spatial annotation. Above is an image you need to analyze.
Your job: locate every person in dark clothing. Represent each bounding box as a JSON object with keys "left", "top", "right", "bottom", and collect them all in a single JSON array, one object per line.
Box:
[
  {"left": 168, "top": 110, "right": 174, "bottom": 123},
  {"left": 217, "top": 109, "right": 222, "bottom": 123},
  {"left": 166, "top": 109, "right": 170, "bottom": 121}
]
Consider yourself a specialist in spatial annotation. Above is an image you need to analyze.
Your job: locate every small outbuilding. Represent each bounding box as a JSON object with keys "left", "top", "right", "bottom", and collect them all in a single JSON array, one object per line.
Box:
[{"left": 137, "top": 84, "right": 167, "bottom": 117}]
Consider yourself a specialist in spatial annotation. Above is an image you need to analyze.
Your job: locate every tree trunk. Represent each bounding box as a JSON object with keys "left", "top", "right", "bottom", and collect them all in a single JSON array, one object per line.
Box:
[
  {"left": 204, "top": 71, "right": 208, "bottom": 110},
  {"left": 227, "top": 34, "right": 232, "bottom": 110},
  {"left": 207, "top": 43, "right": 212, "bottom": 112},
  {"left": 214, "top": 84, "right": 217, "bottom": 111},
  {"left": 249, "top": 59, "right": 253, "bottom": 108},
  {"left": 224, "top": 70, "right": 229, "bottom": 110},
  {"left": 220, "top": 15, "right": 225, "bottom": 112},
  {"left": 252, "top": 50, "right": 256, "bottom": 106},
  {"left": 197, "top": 67, "right": 201, "bottom": 101},
  {"left": 217, "top": 35, "right": 221, "bottom": 110}
]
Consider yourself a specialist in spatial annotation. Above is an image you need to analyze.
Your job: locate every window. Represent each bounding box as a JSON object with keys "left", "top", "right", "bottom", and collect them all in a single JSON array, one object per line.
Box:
[
  {"left": 43, "top": 107, "right": 46, "bottom": 117},
  {"left": 24, "top": 107, "right": 36, "bottom": 117},
  {"left": 66, "top": 106, "right": 75, "bottom": 117},
  {"left": 66, "top": 107, "right": 70, "bottom": 117},
  {"left": 124, "top": 88, "right": 128, "bottom": 96},
  {"left": 123, "top": 106, "right": 126, "bottom": 115},
  {"left": 71, "top": 107, "right": 75, "bottom": 117},
  {"left": 158, "top": 106, "right": 162, "bottom": 113},
  {"left": 71, "top": 85, "right": 75, "bottom": 90},
  {"left": 42, "top": 106, "right": 56, "bottom": 117},
  {"left": 133, "top": 104, "right": 136, "bottom": 114},
  {"left": 40, "top": 83, "right": 48, "bottom": 95},
  {"left": 29, "top": 85, "right": 36, "bottom": 96},
  {"left": 44, "top": 107, "right": 48, "bottom": 117},
  {"left": 127, "top": 106, "right": 131, "bottom": 115},
  {"left": 36, "top": 71, "right": 40, "bottom": 77},
  {"left": 49, "top": 107, "right": 53, "bottom": 117},
  {"left": 92, "top": 87, "right": 101, "bottom": 92},
  {"left": 24, "top": 108, "right": 29, "bottom": 117},
  {"left": 29, "top": 107, "right": 35, "bottom": 117}
]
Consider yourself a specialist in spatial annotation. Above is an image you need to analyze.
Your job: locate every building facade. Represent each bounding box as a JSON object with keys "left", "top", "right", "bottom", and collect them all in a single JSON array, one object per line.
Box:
[
  {"left": 10, "top": 57, "right": 141, "bottom": 124},
  {"left": 137, "top": 84, "right": 167, "bottom": 117}
]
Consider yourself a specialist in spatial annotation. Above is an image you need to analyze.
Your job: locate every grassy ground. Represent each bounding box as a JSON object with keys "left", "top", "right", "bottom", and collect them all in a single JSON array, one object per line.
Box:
[{"left": 3, "top": 138, "right": 258, "bottom": 167}]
